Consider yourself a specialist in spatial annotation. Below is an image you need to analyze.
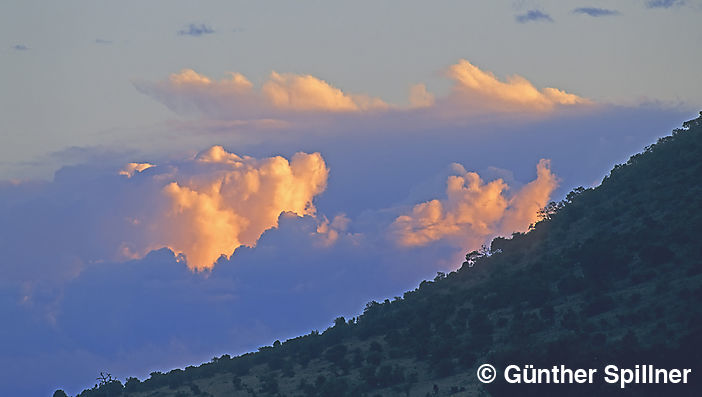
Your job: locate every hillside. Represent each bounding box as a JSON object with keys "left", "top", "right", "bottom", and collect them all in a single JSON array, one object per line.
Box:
[{"left": 62, "top": 112, "right": 702, "bottom": 397}]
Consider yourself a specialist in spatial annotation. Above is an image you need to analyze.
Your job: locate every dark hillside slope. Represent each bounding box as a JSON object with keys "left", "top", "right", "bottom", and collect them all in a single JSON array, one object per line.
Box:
[{"left": 69, "top": 113, "right": 702, "bottom": 397}]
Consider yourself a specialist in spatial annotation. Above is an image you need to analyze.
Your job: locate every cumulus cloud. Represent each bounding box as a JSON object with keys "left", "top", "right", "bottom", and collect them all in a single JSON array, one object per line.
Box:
[
  {"left": 408, "top": 83, "right": 436, "bottom": 108},
  {"left": 118, "top": 162, "right": 153, "bottom": 178},
  {"left": 177, "top": 23, "right": 215, "bottom": 36},
  {"left": 443, "top": 60, "right": 588, "bottom": 113},
  {"left": 134, "top": 69, "right": 387, "bottom": 119},
  {"left": 0, "top": 106, "right": 690, "bottom": 396},
  {"left": 12, "top": 44, "right": 29, "bottom": 51},
  {"left": 262, "top": 72, "right": 388, "bottom": 112},
  {"left": 123, "top": 146, "right": 329, "bottom": 271},
  {"left": 0, "top": 147, "right": 329, "bottom": 280},
  {"left": 500, "top": 159, "right": 560, "bottom": 232},
  {"left": 134, "top": 69, "right": 261, "bottom": 119},
  {"left": 314, "top": 214, "right": 355, "bottom": 247},
  {"left": 136, "top": 60, "right": 588, "bottom": 124},
  {"left": 392, "top": 159, "right": 558, "bottom": 249},
  {"left": 515, "top": 10, "right": 554, "bottom": 23},
  {"left": 573, "top": 7, "right": 620, "bottom": 17}
]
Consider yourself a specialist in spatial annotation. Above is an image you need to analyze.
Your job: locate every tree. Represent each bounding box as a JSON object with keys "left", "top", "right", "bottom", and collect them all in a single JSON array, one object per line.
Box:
[
  {"left": 681, "top": 111, "right": 702, "bottom": 130},
  {"left": 259, "top": 374, "right": 279, "bottom": 393},
  {"left": 53, "top": 391, "right": 69, "bottom": 397},
  {"left": 334, "top": 316, "right": 347, "bottom": 328},
  {"left": 463, "top": 245, "right": 490, "bottom": 267},
  {"left": 325, "top": 344, "right": 348, "bottom": 365},
  {"left": 537, "top": 201, "right": 563, "bottom": 221},
  {"left": 124, "top": 377, "right": 141, "bottom": 393},
  {"left": 96, "top": 372, "right": 114, "bottom": 386}
]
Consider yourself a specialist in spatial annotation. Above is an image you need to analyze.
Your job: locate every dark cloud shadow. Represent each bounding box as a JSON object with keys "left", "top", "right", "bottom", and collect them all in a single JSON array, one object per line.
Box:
[
  {"left": 177, "top": 23, "right": 215, "bottom": 37},
  {"left": 573, "top": 7, "right": 621, "bottom": 17},
  {"left": 515, "top": 9, "right": 553, "bottom": 23},
  {"left": 646, "top": 0, "right": 684, "bottom": 8}
]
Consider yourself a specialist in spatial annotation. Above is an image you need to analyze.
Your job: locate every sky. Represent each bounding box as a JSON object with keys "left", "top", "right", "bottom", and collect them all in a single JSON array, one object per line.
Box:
[{"left": 0, "top": 1, "right": 700, "bottom": 395}]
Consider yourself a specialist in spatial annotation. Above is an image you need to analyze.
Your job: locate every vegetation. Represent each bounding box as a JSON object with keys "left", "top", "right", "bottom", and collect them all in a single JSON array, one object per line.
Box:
[{"left": 64, "top": 112, "right": 702, "bottom": 396}]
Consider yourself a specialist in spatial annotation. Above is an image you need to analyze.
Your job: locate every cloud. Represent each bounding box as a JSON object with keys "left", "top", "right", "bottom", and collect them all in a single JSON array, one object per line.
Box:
[
  {"left": 134, "top": 69, "right": 388, "bottom": 119},
  {"left": 123, "top": 146, "right": 329, "bottom": 271},
  {"left": 135, "top": 60, "right": 588, "bottom": 124},
  {"left": 0, "top": 211, "right": 445, "bottom": 396},
  {"left": 392, "top": 159, "right": 558, "bottom": 248},
  {"left": 646, "top": 0, "right": 684, "bottom": 8},
  {"left": 94, "top": 38, "right": 112, "bottom": 44},
  {"left": 408, "top": 84, "right": 435, "bottom": 108},
  {"left": 133, "top": 69, "right": 262, "bottom": 118},
  {"left": 0, "top": 147, "right": 328, "bottom": 278},
  {"left": 12, "top": 44, "right": 29, "bottom": 51},
  {"left": 515, "top": 10, "right": 554, "bottom": 23},
  {"left": 118, "top": 162, "right": 153, "bottom": 178},
  {"left": 177, "top": 23, "right": 215, "bottom": 36},
  {"left": 500, "top": 159, "right": 560, "bottom": 232},
  {"left": 314, "top": 213, "right": 355, "bottom": 247},
  {"left": 0, "top": 105, "right": 692, "bottom": 396},
  {"left": 443, "top": 60, "right": 589, "bottom": 113},
  {"left": 573, "top": 7, "right": 621, "bottom": 17},
  {"left": 2, "top": 106, "right": 674, "bottom": 287},
  {"left": 262, "top": 72, "right": 388, "bottom": 112}
]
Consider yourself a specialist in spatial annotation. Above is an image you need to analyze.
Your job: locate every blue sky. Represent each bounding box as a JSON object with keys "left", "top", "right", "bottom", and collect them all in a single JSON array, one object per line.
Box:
[{"left": 0, "top": 1, "right": 700, "bottom": 395}]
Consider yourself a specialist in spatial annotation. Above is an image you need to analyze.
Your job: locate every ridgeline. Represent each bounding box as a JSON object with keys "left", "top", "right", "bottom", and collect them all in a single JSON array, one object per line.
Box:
[{"left": 61, "top": 113, "right": 702, "bottom": 397}]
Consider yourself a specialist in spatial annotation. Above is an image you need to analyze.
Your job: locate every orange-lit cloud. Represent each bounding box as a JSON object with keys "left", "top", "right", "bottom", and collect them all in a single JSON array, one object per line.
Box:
[
  {"left": 133, "top": 69, "right": 262, "bottom": 119},
  {"left": 444, "top": 60, "right": 589, "bottom": 113},
  {"left": 501, "top": 159, "right": 559, "bottom": 233},
  {"left": 135, "top": 69, "right": 387, "bottom": 119},
  {"left": 409, "top": 83, "right": 435, "bottom": 108},
  {"left": 392, "top": 159, "right": 558, "bottom": 249},
  {"left": 263, "top": 72, "right": 387, "bottom": 112},
  {"left": 314, "top": 214, "right": 352, "bottom": 247},
  {"left": 118, "top": 162, "right": 154, "bottom": 178},
  {"left": 135, "top": 60, "right": 589, "bottom": 123},
  {"left": 122, "top": 146, "right": 328, "bottom": 271}
]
